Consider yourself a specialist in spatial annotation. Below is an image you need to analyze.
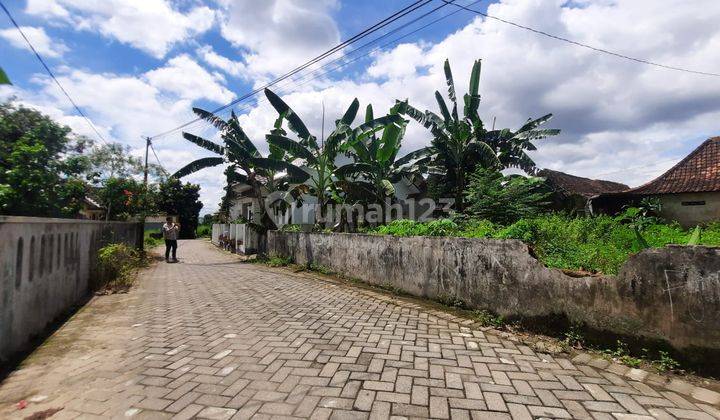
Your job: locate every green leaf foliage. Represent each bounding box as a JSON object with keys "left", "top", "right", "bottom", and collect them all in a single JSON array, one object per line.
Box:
[
  {"left": 369, "top": 216, "right": 720, "bottom": 275},
  {"left": 0, "top": 67, "right": 10, "bottom": 85},
  {"left": 464, "top": 168, "right": 551, "bottom": 225},
  {"left": 172, "top": 157, "right": 224, "bottom": 178}
]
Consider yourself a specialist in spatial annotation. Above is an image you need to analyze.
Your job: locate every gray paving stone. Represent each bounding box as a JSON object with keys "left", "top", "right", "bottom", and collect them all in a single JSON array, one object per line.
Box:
[{"left": 0, "top": 240, "right": 716, "bottom": 420}]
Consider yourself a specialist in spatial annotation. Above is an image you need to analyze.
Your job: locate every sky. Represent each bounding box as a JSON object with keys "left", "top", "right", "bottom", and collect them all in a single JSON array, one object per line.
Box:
[{"left": 2, "top": 0, "right": 720, "bottom": 215}]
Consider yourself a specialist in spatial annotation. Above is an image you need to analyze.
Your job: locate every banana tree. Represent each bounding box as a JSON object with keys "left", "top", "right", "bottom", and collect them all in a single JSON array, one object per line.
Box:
[
  {"left": 264, "top": 88, "right": 403, "bottom": 226},
  {"left": 337, "top": 104, "right": 439, "bottom": 213},
  {"left": 395, "top": 58, "right": 559, "bottom": 211},
  {"left": 173, "top": 107, "right": 308, "bottom": 228}
]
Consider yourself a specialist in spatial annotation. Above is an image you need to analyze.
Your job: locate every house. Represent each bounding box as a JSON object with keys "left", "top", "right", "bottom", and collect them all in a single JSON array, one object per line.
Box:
[
  {"left": 538, "top": 169, "right": 629, "bottom": 215},
  {"left": 591, "top": 137, "right": 720, "bottom": 227},
  {"left": 227, "top": 177, "right": 425, "bottom": 226},
  {"left": 78, "top": 196, "right": 105, "bottom": 220}
]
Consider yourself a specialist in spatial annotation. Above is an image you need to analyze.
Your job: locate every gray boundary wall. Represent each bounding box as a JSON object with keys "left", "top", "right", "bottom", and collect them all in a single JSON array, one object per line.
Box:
[
  {"left": 268, "top": 231, "right": 720, "bottom": 353},
  {"left": 0, "top": 216, "right": 141, "bottom": 361}
]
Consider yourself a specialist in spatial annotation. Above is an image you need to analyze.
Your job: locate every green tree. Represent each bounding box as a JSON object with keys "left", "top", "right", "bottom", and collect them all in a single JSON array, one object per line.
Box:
[
  {"left": 174, "top": 107, "right": 306, "bottom": 228},
  {"left": 157, "top": 178, "right": 203, "bottom": 239},
  {"left": 395, "top": 59, "right": 559, "bottom": 211},
  {"left": 464, "top": 168, "right": 551, "bottom": 225},
  {"left": 95, "top": 177, "right": 152, "bottom": 221},
  {"left": 264, "top": 89, "right": 403, "bottom": 223},
  {"left": 0, "top": 102, "right": 87, "bottom": 216},
  {"left": 337, "top": 104, "right": 438, "bottom": 210}
]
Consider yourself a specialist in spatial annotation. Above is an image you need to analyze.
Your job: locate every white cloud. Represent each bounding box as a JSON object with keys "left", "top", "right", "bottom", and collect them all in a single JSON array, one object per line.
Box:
[
  {"left": 25, "top": 0, "right": 70, "bottom": 19},
  {"left": 0, "top": 26, "right": 69, "bottom": 58},
  {"left": 197, "top": 45, "right": 247, "bottom": 78},
  {"left": 7, "top": 0, "right": 720, "bottom": 214},
  {"left": 226, "top": 0, "right": 720, "bottom": 191},
  {"left": 144, "top": 54, "right": 235, "bottom": 103},
  {"left": 216, "top": 0, "right": 340, "bottom": 77},
  {"left": 24, "top": 0, "right": 216, "bottom": 58}
]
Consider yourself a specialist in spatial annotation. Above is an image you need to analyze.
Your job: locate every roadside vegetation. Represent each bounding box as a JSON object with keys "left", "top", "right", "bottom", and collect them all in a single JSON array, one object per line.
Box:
[
  {"left": 368, "top": 216, "right": 720, "bottom": 275},
  {"left": 95, "top": 243, "right": 147, "bottom": 293}
]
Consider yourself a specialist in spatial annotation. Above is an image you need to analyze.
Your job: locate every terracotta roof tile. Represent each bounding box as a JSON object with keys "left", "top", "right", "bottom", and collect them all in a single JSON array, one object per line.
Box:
[
  {"left": 539, "top": 169, "right": 629, "bottom": 198},
  {"left": 626, "top": 137, "right": 720, "bottom": 194}
]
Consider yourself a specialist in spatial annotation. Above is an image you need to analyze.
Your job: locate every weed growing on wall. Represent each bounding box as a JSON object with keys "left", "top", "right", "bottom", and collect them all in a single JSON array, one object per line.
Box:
[{"left": 96, "top": 243, "right": 143, "bottom": 292}]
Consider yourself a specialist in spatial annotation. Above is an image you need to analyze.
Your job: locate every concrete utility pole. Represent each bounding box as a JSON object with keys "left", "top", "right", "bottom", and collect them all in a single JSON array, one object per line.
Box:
[
  {"left": 140, "top": 136, "right": 152, "bottom": 251},
  {"left": 143, "top": 137, "right": 151, "bottom": 186}
]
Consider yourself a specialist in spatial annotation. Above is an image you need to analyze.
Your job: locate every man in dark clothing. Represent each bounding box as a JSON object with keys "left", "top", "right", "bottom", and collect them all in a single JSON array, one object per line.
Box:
[{"left": 162, "top": 216, "right": 179, "bottom": 263}]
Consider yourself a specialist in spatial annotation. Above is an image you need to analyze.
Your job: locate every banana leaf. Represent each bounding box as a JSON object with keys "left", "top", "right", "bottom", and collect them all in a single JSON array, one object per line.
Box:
[
  {"left": 443, "top": 59, "right": 458, "bottom": 121},
  {"left": 266, "top": 134, "right": 317, "bottom": 164},
  {"left": 192, "top": 107, "right": 229, "bottom": 132},
  {"left": 182, "top": 132, "right": 225, "bottom": 155},
  {"left": 173, "top": 157, "right": 224, "bottom": 178},
  {"left": 264, "top": 88, "right": 311, "bottom": 141},
  {"left": 0, "top": 67, "right": 10, "bottom": 85}
]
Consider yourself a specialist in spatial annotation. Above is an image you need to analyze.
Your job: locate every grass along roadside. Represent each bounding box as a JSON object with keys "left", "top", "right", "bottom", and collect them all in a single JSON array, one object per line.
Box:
[
  {"left": 364, "top": 215, "right": 720, "bottom": 275},
  {"left": 94, "top": 243, "right": 151, "bottom": 293}
]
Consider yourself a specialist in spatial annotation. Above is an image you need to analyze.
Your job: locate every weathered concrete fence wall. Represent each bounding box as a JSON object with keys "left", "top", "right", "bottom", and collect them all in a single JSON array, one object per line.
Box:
[
  {"left": 268, "top": 231, "right": 720, "bottom": 354},
  {"left": 0, "top": 216, "right": 142, "bottom": 362}
]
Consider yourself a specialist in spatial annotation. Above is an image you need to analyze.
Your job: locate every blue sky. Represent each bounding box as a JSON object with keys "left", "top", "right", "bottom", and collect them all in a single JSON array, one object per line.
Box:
[{"left": 2, "top": 0, "right": 720, "bottom": 214}]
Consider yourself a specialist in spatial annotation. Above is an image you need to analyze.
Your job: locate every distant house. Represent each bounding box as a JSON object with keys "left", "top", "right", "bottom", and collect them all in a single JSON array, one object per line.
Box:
[
  {"left": 78, "top": 196, "right": 105, "bottom": 220},
  {"left": 538, "top": 169, "right": 629, "bottom": 215},
  {"left": 592, "top": 137, "right": 720, "bottom": 227}
]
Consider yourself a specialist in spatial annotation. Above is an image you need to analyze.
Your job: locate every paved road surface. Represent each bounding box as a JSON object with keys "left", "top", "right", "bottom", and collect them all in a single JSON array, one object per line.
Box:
[{"left": 1, "top": 240, "right": 718, "bottom": 419}]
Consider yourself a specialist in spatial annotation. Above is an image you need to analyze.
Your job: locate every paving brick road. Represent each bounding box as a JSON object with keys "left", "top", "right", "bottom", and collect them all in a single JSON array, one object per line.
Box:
[{"left": 1, "top": 240, "right": 719, "bottom": 419}]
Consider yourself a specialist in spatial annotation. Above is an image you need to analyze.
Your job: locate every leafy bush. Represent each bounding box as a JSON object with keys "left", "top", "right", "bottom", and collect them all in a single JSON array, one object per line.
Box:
[
  {"left": 144, "top": 229, "right": 163, "bottom": 248},
  {"left": 464, "top": 168, "right": 551, "bottom": 225},
  {"left": 96, "top": 243, "right": 142, "bottom": 292},
  {"left": 368, "top": 215, "right": 720, "bottom": 275},
  {"left": 196, "top": 224, "right": 212, "bottom": 238}
]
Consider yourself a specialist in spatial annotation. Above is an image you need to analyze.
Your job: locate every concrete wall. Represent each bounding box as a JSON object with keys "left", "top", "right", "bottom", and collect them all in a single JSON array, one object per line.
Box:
[
  {"left": 658, "top": 192, "right": 720, "bottom": 228},
  {"left": 211, "top": 223, "right": 258, "bottom": 254},
  {"left": 0, "top": 216, "right": 141, "bottom": 362},
  {"left": 268, "top": 231, "right": 720, "bottom": 353}
]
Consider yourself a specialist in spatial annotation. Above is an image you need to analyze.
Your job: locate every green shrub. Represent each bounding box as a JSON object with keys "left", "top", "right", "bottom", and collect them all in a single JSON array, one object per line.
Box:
[
  {"left": 144, "top": 229, "right": 163, "bottom": 248},
  {"left": 368, "top": 215, "right": 720, "bottom": 275},
  {"left": 96, "top": 243, "right": 142, "bottom": 292},
  {"left": 196, "top": 224, "right": 212, "bottom": 238}
]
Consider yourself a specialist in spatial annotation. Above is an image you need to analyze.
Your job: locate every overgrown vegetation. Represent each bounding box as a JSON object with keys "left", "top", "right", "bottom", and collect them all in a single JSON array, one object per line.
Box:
[
  {"left": 369, "top": 216, "right": 720, "bottom": 274},
  {"left": 95, "top": 243, "right": 144, "bottom": 292}
]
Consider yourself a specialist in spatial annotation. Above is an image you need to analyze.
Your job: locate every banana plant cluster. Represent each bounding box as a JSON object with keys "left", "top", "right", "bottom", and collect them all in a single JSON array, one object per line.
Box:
[
  {"left": 394, "top": 59, "right": 559, "bottom": 210},
  {"left": 173, "top": 58, "right": 559, "bottom": 226}
]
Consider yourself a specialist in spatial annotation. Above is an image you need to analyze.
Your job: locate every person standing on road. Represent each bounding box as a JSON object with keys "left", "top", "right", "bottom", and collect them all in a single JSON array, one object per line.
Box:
[{"left": 162, "top": 216, "right": 180, "bottom": 263}]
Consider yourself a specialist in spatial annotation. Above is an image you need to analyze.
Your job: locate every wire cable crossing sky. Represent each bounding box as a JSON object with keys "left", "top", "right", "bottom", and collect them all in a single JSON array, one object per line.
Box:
[{"left": 2, "top": 0, "right": 719, "bottom": 213}]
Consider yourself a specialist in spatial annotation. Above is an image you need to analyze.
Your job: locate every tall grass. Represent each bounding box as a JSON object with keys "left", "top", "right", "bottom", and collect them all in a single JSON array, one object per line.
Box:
[{"left": 368, "top": 216, "right": 720, "bottom": 275}]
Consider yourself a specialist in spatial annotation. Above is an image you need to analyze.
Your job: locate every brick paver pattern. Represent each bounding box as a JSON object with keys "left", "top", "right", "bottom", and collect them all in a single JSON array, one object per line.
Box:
[{"left": 1, "top": 240, "right": 719, "bottom": 419}]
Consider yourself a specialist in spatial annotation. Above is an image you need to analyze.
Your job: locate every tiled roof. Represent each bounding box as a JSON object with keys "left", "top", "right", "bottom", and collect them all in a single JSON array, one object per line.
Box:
[
  {"left": 626, "top": 137, "right": 720, "bottom": 194},
  {"left": 538, "top": 169, "right": 629, "bottom": 198}
]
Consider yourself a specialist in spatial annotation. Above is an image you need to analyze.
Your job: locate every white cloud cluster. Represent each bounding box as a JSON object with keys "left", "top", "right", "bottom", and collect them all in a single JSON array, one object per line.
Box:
[
  {"left": 24, "top": 0, "right": 215, "bottom": 58},
  {"left": 7, "top": 0, "right": 720, "bottom": 214},
  {"left": 145, "top": 54, "right": 235, "bottom": 103},
  {"left": 0, "top": 25, "right": 68, "bottom": 58},
  {"left": 197, "top": 45, "right": 247, "bottom": 78},
  {"left": 215, "top": 0, "right": 341, "bottom": 78}
]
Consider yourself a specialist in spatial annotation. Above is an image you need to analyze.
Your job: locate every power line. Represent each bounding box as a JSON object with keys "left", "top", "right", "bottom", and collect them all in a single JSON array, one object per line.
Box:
[
  {"left": 0, "top": 1, "right": 112, "bottom": 145},
  {"left": 149, "top": 142, "right": 170, "bottom": 177},
  {"left": 155, "top": 0, "right": 470, "bottom": 141},
  {"left": 442, "top": 0, "right": 720, "bottom": 77},
  {"left": 149, "top": 0, "right": 437, "bottom": 140}
]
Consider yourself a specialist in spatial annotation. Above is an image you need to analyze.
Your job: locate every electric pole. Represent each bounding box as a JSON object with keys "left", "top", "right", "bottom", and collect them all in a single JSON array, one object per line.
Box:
[
  {"left": 140, "top": 136, "right": 151, "bottom": 251},
  {"left": 143, "top": 136, "right": 151, "bottom": 186}
]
